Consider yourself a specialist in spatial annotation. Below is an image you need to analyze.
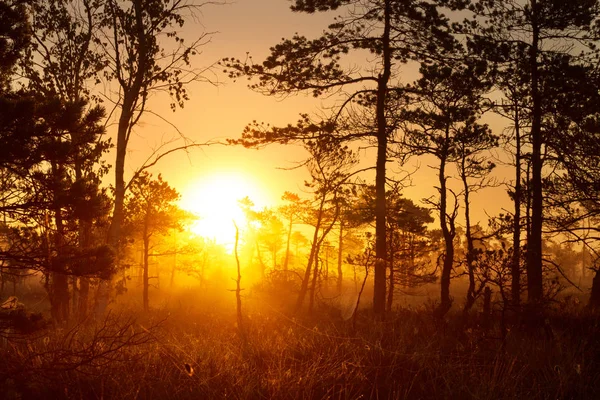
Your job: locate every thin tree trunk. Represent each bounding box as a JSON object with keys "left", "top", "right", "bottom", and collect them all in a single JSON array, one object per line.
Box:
[
  {"left": 284, "top": 217, "right": 293, "bottom": 271},
  {"left": 76, "top": 216, "right": 92, "bottom": 320},
  {"left": 512, "top": 104, "right": 522, "bottom": 307},
  {"left": 51, "top": 257, "right": 70, "bottom": 323},
  {"left": 589, "top": 269, "right": 600, "bottom": 310},
  {"left": 255, "top": 241, "right": 266, "bottom": 279},
  {"left": 170, "top": 233, "right": 177, "bottom": 288},
  {"left": 234, "top": 223, "right": 244, "bottom": 338},
  {"left": 308, "top": 241, "right": 321, "bottom": 312},
  {"left": 337, "top": 217, "right": 343, "bottom": 294},
  {"left": 352, "top": 262, "right": 370, "bottom": 332},
  {"left": 373, "top": 0, "right": 392, "bottom": 315},
  {"left": 142, "top": 230, "right": 150, "bottom": 312},
  {"left": 51, "top": 164, "right": 70, "bottom": 324},
  {"left": 526, "top": 162, "right": 532, "bottom": 244},
  {"left": 71, "top": 276, "right": 78, "bottom": 318},
  {"left": 78, "top": 277, "right": 89, "bottom": 320},
  {"left": 387, "top": 234, "right": 394, "bottom": 313},
  {"left": 296, "top": 196, "right": 326, "bottom": 311},
  {"left": 297, "top": 197, "right": 339, "bottom": 312},
  {"left": 527, "top": 0, "right": 544, "bottom": 304},
  {"left": 97, "top": 0, "right": 150, "bottom": 318},
  {"left": 1, "top": 196, "right": 5, "bottom": 297},
  {"left": 324, "top": 245, "right": 329, "bottom": 281},
  {"left": 170, "top": 260, "right": 176, "bottom": 288},
  {"left": 437, "top": 148, "right": 454, "bottom": 318},
  {"left": 461, "top": 149, "right": 476, "bottom": 314}
]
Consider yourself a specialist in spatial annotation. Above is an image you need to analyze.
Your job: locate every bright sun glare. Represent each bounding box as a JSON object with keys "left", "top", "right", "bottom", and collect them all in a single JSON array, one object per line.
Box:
[{"left": 180, "top": 172, "right": 269, "bottom": 247}]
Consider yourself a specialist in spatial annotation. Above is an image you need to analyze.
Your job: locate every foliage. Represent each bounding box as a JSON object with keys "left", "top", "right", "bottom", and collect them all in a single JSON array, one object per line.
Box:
[{"left": 124, "top": 172, "right": 191, "bottom": 239}]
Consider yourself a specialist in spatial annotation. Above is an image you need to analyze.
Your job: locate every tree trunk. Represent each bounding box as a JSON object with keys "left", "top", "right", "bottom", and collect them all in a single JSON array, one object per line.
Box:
[
  {"left": 386, "top": 234, "right": 394, "bottom": 312},
  {"left": 78, "top": 277, "right": 89, "bottom": 320},
  {"left": 337, "top": 218, "right": 343, "bottom": 294},
  {"left": 296, "top": 197, "right": 326, "bottom": 311},
  {"left": 589, "top": 269, "right": 600, "bottom": 310},
  {"left": 461, "top": 150, "right": 476, "bottom": 314},
  {"left": 96, "top": 0, "right": 150, "bottom": 318},
  {"left": 526, "top": 162, "right": 532, "bottom": 244},
  {"left": 77, "top": 215, "right": 93, "bottom": 320},
  {"left": 142, "top": 231, "right": 150, "bottom": 312},
  {"left": 51, "top": 164, "right": 70, "bottom": 324},
  {"left": 482, "top": 286, "right": 492, "bottom": 330},
  {"left": 512, "top": 103, "right": 522, "bottom": 307},
  {"left": 51, "top": 272, "right": 70, "bottom": 323},
  {"left": 255, "top": 241, "right": 266, "bottom": 279},
  {"left": 373, "top": 0, "right": 392, "bottom": 315},
  {"left": 71, "top": 276, "right": 79, "bottom": 317},
  {"left": 284, "top": 217, "right": 293, "bottom": 271},
  {"left": 308, "top": 241, "right": 321, "bottom": 313},
  {"left": 170, "top": 260, "right": 176, "bottom": 288},
  {"left": 170, "top": 232, "right": 177, "bottom": 288},
  {"left": 527, "top": 0, "right": 544, "bottom": 304},
  {"left": 437, "top": 150, "right": 454, "bottom": 318},
  {"left": 297, "top": 197, "right": 339, "bottom": 312},
  {"left": 234, "top": 223, "right": 244, "bottom": 338}
]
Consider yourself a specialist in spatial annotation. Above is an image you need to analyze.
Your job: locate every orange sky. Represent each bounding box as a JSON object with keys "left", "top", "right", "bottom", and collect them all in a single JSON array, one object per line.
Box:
[{"left": 106, "top": 0, "right": 513, "bottom": 239}]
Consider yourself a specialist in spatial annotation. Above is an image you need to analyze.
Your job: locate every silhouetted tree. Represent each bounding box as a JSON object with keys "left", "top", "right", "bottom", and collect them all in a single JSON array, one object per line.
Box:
[
  {"left": 0, "top": 94, "right": 111, "bottom": 323},
  {"left": 257, "top": 210, "right": 286, "bottom": 271},
  {"left": 96, "top": 0, "right": 215, "bottom": 313},
  {"left": 351, "top": 184, "right": 435, "bottom": 310},
  {"left": 124, "top": 172, "right": 191, "bottom": 312},
  {"left": 20, "top": 0, "right": 114, "bottom": 320},
  {"left": 401, "top": 58, "right": 492, "bottom": 317},
  {"left": 225, "top": 0, "right": 456, "bottom": 314},
  {"left": 278, "top": 192, "right": 308, "bottom": 272},
  {"left": 470, "top": 0, "right": 599, "bottom": 308},
  {"left": 455, "top": 124, "right": 498, "bottom": 313},
  {"left": 297, "top": 137, "right": 357, "bottom": 312}
]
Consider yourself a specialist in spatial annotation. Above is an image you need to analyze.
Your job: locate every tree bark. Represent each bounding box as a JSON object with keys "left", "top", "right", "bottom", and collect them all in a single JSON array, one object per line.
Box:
[
  {"left": 512, "top": 103, "right": 522, "bottom": 307},
  {"left": 337, "top": 218, "right": 343, "bottom": 294},
  {"left": 386, "top": 232, "right": 394, "bottom": 312},
  {"left": 437, "top": 148, "right": 454, "bottom": 318},
  {"left": 461, "top": 150, "right": 476, "bottom": 314},
  {"left": 51, "top": 163, "right": 70, "bottom": 324},
  {"left": 373, "top": 0, "right": 392, "bottom": 315},
  {"left": 308, "top": 240, "right": 321, "bottom": 312},
  {"left": 527, "top": 0, "right": 544, "bottom": 304}
]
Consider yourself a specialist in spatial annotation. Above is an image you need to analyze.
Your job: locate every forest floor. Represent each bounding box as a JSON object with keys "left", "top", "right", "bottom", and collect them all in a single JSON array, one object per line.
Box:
[{"left": 1, "top": 286, "right": 599, "bottom": 399}]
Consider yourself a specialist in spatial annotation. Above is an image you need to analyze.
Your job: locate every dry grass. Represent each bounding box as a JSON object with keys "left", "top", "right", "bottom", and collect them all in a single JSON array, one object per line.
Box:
[{"left": 1, "top": 291, "right": 600, "bottom": 399}]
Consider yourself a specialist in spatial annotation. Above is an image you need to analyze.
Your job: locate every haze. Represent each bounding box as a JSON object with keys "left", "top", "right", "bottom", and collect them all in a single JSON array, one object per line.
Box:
[{"left": 1, "top": 0, "right": 599, "bottom": 399}]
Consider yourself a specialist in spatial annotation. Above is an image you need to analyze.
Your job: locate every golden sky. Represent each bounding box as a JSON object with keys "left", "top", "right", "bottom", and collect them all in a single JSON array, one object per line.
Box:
[{"left": 108, "top": 0, "right": 513, "bottom": 241}]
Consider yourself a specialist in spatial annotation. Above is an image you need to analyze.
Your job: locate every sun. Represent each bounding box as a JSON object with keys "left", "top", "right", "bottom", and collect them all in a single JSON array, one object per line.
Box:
[{"left": 179, "top": 171, "right": 269, "bottom": 247}]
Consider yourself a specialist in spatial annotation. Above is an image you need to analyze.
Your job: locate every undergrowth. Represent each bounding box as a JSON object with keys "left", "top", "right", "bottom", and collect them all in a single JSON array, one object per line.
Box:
[{"left": 1, "top": 296, "right": 599, "bottom": 399}]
